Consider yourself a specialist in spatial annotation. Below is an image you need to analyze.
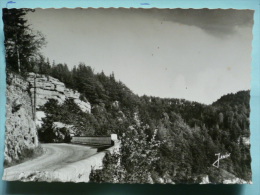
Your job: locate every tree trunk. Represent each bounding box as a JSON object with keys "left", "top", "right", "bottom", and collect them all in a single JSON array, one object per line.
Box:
[
  {"left": 16, "top": 46, "right": 21, "bottom": 73},
  {"left": 15, "top": 33, "right": 21, "bottom": 73}
]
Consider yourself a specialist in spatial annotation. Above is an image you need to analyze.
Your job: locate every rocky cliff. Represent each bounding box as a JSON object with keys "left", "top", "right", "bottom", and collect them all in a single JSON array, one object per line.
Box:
[
  {"left": 26, "top": 73, "right": 91, "bottom": 128},
  {"left": 27, "top": 73, "right": 91, "bottom": 113},
  {"left": 5, "top": 73, "right": 92, "bottom": 164},
  {"left": 5, "top": 74, "right": 39, "bottom": 165}
]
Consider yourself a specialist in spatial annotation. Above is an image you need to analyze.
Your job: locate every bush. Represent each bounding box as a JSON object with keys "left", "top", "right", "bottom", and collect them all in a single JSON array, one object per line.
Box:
[{"left": 90, "top": 126, "right": 162, "bottom": 183}]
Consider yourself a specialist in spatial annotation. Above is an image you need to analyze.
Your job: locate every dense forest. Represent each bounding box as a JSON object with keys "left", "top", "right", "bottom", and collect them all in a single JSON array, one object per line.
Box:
[
  {"left": 3, "top": 9, "right": 251, "bottom": 183},
  {"left": 31, "top": 60, "right": 252, "bottom": 183}
]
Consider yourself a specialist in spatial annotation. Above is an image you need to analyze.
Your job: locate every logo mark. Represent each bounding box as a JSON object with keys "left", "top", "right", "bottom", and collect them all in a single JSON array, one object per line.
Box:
[{"left": 212, "top": 153, "right": 231, "bottom": 168}]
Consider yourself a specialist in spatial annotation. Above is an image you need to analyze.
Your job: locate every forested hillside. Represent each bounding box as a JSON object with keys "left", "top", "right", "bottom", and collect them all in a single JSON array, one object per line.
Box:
[
  {"left": 25, "top": 57, "right": 251, "bottom": 183},
  {"left": 3, "top": 8, "right": 251, "bottom": 184}
]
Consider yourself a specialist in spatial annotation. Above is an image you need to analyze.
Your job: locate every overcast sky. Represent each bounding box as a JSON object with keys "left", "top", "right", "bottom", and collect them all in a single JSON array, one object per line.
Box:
[{"left": 26, "top": 8, "right": 254, "bottom": 104}]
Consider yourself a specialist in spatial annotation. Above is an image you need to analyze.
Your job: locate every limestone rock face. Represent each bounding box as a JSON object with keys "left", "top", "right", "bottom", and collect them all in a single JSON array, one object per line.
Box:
[
  {"left": 5, "top": 73, "right": 91, "bottom": 164},
  {"left": 5, "top": 74, "right": 39, "bottom": 164},
  {"left": 27, "top": 73, "right": 91, "bottom": 113}
]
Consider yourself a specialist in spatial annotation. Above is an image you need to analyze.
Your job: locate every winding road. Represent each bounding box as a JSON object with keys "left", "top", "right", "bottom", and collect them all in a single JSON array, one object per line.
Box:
[{"left": 3, "top": 143, "right": 99, "bottom": 182}]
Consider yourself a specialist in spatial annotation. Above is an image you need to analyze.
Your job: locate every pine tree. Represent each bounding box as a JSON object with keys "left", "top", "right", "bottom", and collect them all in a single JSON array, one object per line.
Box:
[{"left": 3, "top": 8, "right": 46, "bottom": 73}]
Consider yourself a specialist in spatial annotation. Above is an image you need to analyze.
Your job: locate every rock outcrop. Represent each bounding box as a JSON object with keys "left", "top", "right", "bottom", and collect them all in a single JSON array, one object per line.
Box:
[
  {"left": 5, "top": 74, "right": 39, "bottom": 164},
  {"left": 27, "top": 73, "right": 91, "bottom": 113},
  {"left": 5, "top": 72, "right": 91, "bottom": 164}
]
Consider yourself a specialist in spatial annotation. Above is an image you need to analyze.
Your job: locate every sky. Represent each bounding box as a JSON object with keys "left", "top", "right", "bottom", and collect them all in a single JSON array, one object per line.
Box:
[{"left": 25, "top": 8, "right": 254, "bottom": 104}]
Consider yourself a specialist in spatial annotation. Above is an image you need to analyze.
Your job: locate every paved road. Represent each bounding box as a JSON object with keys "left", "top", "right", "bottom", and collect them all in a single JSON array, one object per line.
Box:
[{"left": 3, "top": 143, "right": 98, "bottom": 181}]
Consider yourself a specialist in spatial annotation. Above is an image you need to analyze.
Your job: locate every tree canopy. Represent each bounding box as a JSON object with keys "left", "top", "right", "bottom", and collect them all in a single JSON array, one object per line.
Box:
[{"left": 3, "top": 8, "right": 46, "bottom": 73}]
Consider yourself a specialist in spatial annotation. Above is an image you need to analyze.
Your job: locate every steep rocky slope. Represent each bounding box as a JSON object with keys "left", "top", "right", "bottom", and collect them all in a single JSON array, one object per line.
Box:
[
  {"left": 26, "top": 73, "right": 91, "bottom": 129},
  {"left": 5, "top": 74, "right": 39, "bottom": 165},
  {"left": 5, "top": 73, "right": 92, "bottom": 164},
  {"left": 27, "top": 73, "right": 91, "bottom": 113}
]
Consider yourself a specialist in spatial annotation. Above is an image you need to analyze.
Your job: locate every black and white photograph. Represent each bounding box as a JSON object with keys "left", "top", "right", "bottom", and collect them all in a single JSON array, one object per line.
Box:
[{"left": 2, "top": 8, "right": 253, "bottom": 184}]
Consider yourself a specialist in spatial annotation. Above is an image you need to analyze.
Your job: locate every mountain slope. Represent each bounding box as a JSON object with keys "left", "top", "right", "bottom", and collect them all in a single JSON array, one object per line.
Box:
[{"left": 29, "top": 63, "right": 251, "bottom": 183}]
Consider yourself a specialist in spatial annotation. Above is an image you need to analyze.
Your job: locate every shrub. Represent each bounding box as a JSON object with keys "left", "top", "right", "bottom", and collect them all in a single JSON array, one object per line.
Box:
[{"left": 90, "top": 126, "right": 162, "bottom": 183}]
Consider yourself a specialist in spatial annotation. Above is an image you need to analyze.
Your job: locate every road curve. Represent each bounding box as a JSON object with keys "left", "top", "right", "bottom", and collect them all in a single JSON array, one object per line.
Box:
[{"left": 3, "top": 143, "right": 98, "bottom": 181}]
